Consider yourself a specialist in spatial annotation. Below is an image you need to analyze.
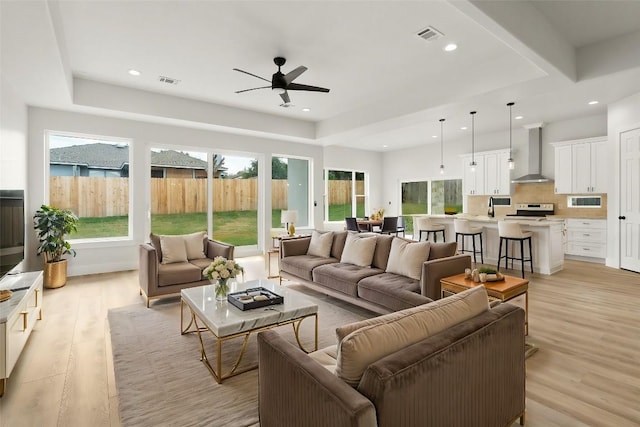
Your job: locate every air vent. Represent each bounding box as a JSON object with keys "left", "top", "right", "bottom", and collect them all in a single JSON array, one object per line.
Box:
[
  {"left": 417, "top": 26, "right": 443, "bottom": 42},
  {"left": 158, "top": 75, "right": 180, "bottom": 85}
]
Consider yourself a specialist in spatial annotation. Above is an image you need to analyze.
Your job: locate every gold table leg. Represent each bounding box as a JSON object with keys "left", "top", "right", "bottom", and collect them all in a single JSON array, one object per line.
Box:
[{"left": 184, "top": 306, "right": 318, "bottom": 384}]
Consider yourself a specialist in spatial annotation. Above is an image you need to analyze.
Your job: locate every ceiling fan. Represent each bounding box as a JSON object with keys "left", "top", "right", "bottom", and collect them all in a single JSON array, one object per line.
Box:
[{"left": 233, "top": 57, "right": 330, "bottom": 104}]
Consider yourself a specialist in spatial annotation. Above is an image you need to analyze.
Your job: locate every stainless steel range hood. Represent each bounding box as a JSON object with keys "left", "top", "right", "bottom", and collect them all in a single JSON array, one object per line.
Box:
[{"left": 511, "top": 125, "right": 551, "bottom": 183}]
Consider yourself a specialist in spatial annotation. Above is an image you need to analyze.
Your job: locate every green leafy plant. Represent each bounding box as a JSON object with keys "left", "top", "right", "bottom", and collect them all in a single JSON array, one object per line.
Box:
[
  {"left": 479, "top": 267, "right": 497, "bottom": 274},
  {"left": 33, "top": 205, "right": 79, "bottom": 263}
]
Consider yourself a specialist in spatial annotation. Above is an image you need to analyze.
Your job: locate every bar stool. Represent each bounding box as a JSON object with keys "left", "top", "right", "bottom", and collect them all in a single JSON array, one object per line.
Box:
[
  {"left": 454, "top": 219, "right": 483, "bottom": 264},
  {"left": 415, "top": 216, "right": 446, "bottom": 242},
  {"left": 497, "top": 221, "right": 533, "bottom": 278}
]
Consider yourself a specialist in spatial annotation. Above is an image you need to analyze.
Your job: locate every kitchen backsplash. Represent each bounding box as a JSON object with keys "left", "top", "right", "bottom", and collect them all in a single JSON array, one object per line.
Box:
[{"left": 467, "top": 182, "right": 607, "bottom": 218}]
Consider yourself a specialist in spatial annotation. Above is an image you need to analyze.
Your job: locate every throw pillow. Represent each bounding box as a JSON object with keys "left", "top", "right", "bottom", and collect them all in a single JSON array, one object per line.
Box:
[
  {"left": 149, "top": 233, "right": 163, "bottom": 262},
  {"left": 340, "top": 233, "right": 377, "bottom": 267},
  {"left": 385, "top": 238, "right": 431, "bottom": 280},
  {"left": 307, "top": 231, "right": 334, "bottom": 258},
  {"left": 160, "top": 235, "right": 188, "bottom": 264},
  {"left": 184, "top": 231, "right": 207, "bottom": 260},
  {"left": 335, "top": 286, "right": 490, "bottom": 386}
]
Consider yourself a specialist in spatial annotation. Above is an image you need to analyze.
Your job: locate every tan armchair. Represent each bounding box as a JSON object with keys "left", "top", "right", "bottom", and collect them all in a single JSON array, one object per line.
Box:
[{"left": 138, "top": 235, "right": 234, "bottom": 307}]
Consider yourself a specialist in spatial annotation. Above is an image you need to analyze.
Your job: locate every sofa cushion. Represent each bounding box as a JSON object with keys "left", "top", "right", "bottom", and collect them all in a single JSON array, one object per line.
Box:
[
  {"left": 330, "top": 231, "right": 349, "bottom": 260},
  {"left": 184, "top": 231, "right": 207, "bottom": 260},
  {"left": 371, "top": 234, "right": 394, "bottom": 270},
  {"left": 150, "top": 233, "right": 163, "bottom": 262},
  {"left": 357, "top": 273, "right": 428, "bottom": 312},
  {"left": 189, "top": 257, "right": 213, "bottom": 278},
  {"left": 340, "top": 233, "right": 377, "bottom": 267},
  {"left": 307, "top": 231, "right": 334, "bottom": 258},
  {"left": 313, "top": 263, "right": 384, "bottom": 298},
  {"left": 160, "top": 235, "right": 188, "bottom": 264},
  {"left": 335, "top": 286, "right": 490, "bottom": 387},
  {"left": 385, "top": 238, "right": 431, "bottom": 280},
  {"left": 428, "top": 241, "right": 458, "bottom": 260},
  {"left": 280, "top": 255, "right": 338, "bottom": 281},
  {"left": 308, "top": 344, "right": 338, "bottom": 375},
  {"left": 158, "top": 262, "right": 203, "bottom": 287}
]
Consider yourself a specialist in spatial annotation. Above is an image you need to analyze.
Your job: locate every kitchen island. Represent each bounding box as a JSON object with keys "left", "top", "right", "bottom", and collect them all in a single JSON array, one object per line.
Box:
[{"left": 427, "top": 215, "right": 564, "bottom": 275}]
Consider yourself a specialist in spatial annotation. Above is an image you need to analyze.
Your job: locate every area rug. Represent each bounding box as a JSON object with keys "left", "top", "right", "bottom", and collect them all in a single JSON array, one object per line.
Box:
[{"left": 108, "top": 285, "right": 372, "bottom": 427}]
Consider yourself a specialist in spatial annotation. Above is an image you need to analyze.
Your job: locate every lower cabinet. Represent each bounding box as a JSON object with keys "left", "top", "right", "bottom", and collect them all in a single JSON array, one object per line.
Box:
[
  {"left": 565, "top": 219, "right": 606, "bottom": 259},
  {"left": 1, "top": 271, "right": 43, "bottom": 396}
]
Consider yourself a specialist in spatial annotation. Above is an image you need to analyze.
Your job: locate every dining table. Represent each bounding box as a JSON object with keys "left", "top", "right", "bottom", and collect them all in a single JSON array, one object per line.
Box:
[{"left": 355, "top": 219, "right": 382, "bottom": 232}]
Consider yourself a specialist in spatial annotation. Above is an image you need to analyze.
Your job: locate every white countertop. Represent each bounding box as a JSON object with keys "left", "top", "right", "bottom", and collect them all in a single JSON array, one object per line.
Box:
[{"left": 431, "top": 214, "right": 565, "bottom": 226}]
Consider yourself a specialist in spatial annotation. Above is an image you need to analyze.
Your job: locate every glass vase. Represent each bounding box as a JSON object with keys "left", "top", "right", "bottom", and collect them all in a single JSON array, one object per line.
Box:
[{"left": 214, "top": 278, "right": 230, "bottom": 301}]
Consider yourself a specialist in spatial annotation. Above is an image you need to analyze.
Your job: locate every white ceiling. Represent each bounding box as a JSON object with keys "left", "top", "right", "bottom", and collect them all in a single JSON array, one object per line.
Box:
[{"left": 3, "top": 0, "right": 640, "bottom": 152}]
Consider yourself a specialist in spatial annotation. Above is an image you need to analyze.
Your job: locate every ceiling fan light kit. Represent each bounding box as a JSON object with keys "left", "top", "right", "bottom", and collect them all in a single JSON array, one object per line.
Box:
[{"left": 234, "top": 57, "right": 330, "bottom": 104}]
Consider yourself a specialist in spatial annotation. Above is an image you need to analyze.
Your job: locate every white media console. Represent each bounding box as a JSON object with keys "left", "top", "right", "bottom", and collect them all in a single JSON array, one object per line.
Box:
[{"left": 0, "top": 271, "right": 43, "bottom": 397}]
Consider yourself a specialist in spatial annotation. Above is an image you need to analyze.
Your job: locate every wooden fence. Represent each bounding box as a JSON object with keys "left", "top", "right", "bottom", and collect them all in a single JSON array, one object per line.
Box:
[{"left": 49, "top": 176, "right": 362, "bottom": 217}]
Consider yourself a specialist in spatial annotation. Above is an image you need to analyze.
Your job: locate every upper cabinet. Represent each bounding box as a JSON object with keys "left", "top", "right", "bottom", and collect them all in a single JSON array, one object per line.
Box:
[
  {"left": 461, "top": 149, "right": 510, "bottom": 196},
  {"left": 552, "top": 137, "right": 608, "bottom": 194}
]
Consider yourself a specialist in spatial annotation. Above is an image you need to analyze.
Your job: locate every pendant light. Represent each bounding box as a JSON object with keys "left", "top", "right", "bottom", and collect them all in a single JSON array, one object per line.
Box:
[
  {"left": 469, "top": 111, "right": 477, "bottom": 172},
  {"left": 439, "top": 118, "right": 445, "bottom": 174},
  {"left": 507, "top": 102, "right": 515, "bottom": 170}
]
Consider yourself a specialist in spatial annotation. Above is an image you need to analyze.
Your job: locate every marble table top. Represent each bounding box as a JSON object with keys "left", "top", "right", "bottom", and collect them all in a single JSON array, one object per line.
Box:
[{"left": 181, "top": 279, "right": 318, "bottom": 338}]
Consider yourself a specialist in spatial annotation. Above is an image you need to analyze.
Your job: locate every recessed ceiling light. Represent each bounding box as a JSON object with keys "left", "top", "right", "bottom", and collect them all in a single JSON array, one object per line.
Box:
[
  {"left": 588, "top": 100, "right": 599, "bottom": 105},
  {"left": 302, "top": 108, "right": 311, "bottom": 112},
  {"left": 432, "top": 135, "right": 438, "bottom": 138},
  {"left": 460, "top": 126, "right": 467, "bottom": 130},
  {"left": 515, "top": 115, "right": 523, "bottom": 120},
  {"left": 444, "top": 43, "right": 458, "bottom": 52},
  {"left": 383, "top": 145, "right": 388, "bottom": 148},
  {"left": 128, "top": 69, "right": 141, "bottom": 76}
]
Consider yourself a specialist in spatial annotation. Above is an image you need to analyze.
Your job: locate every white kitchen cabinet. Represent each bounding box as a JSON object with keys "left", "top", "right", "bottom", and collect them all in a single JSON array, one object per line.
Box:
[
  {"left": 552, "top": 137, "right": 607, "bottom": 194},
  {"left": 565, "top": 218, "right": 606, "bottom": 260},
  {"left": 462, "top": 154, "right": 485, "bottom": 195},
  {"left": 461, "top": 149, "right": 510, "bottom": 196}
]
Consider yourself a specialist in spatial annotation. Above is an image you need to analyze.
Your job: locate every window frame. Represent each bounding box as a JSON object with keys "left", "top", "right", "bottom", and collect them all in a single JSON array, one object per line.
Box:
[
  {"left": 324, "top": 168, "right": 369, "bottom": 222},
  {"left": 272, "top": 154, "right": 314, "bottom": 229}
]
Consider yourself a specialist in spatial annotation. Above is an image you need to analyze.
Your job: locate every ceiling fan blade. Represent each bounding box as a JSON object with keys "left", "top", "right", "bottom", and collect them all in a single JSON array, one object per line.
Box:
[
  {"left": 284, "top": 66, "right": 308, "bottom": 84},
  {"left": 233, "top": 68, "right": 271, "bottom": 83},
  {"left": 286, "top": 83, "right": 330, "bottom": 93},
  {"left": 235, "top": 86, "right": 271, "bottom": 94},
  {"left": 280, "top": 91, "right": 291, "bottom": 104}
]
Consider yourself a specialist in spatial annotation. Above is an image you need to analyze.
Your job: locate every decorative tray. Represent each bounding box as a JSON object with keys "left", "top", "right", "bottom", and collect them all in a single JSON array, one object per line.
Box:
[
  {"left": 0, "top": 289, "right": 12, "bottom": 302},
  {"left": 228, "top": 287, "right": 284, "bottom": 311}
]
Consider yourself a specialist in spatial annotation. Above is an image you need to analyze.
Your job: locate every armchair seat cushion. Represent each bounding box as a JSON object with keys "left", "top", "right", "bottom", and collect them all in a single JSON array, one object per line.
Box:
[
  {"left": 189, "top": 257, "right": 213, "bottom": 273},
  {"left": 357, "top": 273, "right": 427, "bottom": 312},
  {"left": 313, "top": 263, "right": 384, "bottom": 298},
  {"left": 280, "top": 255, "right": 338, "bottom": 281},
  {"left": 308, "top": 344, "right": 338, "bottom": 375},
  {"left": 158, "top": 262, "right": 202, "bottom": 287}
]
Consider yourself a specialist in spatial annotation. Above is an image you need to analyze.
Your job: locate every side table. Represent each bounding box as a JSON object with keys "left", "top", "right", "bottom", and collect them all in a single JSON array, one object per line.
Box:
[
  {"left": 266, "top": 248, "right": 280, "bottom": 278},
  {"left": 440, "top": 273, "right": 529, "bottom": 335}
]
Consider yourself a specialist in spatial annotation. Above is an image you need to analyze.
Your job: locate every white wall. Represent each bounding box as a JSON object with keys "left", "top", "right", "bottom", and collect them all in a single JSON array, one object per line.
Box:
[
  {"left": 0, "top": 78, "right": 28, "bottom": 190},
  {"left": 322, "top": 145, "right": 383, "bottom": 230},
  {"left": 606, "top": 91, "right": 640, "bottom": 269},
  {"left": 26, "top": 107, "right": 326, "bottom": 275}
]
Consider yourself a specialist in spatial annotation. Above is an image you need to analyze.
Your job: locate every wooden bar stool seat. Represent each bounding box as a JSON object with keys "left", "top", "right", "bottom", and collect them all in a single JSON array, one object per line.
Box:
[
  {"left": 454, "top": 219, "right": 483, "bottom": 264},
  {"left": 497, "top": 221, "right": 533, "bottom": 278}
]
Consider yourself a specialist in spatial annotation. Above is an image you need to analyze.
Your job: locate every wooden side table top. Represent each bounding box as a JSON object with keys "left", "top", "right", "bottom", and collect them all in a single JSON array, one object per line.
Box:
[{"left": 440, "top": 273, "right": 528, "bottom": 301}]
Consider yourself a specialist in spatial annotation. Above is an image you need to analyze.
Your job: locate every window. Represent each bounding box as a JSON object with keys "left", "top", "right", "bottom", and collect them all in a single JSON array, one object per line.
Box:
[
  {"left": 401, "top": 178, "right": 462, "bottom": 234},
  {"left": 48, "top": 133, "right": 130, "bottom": 239},
  {"left": 271, "top": 156, "right": 311, "bottom": 229},
  {"left": 325, "top": 169, "right": 367, "bottom": 221},
  {"left": 150, "top": 148, "right": 208, "bottom": 236}
]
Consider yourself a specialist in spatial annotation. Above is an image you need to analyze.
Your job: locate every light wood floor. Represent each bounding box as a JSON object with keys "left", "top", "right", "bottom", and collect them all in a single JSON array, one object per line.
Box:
[{"left": 0, "top": 257, "right": 638, "bottom": 426}]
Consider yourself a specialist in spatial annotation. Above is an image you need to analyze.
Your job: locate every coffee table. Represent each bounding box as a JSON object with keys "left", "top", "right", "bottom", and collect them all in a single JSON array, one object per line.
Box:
[
  {"left": 180, "top": 279, "right": 318, "bottom": 383},
  {"left": 440, "top": 273, "right": 529, "bottom": 335}
]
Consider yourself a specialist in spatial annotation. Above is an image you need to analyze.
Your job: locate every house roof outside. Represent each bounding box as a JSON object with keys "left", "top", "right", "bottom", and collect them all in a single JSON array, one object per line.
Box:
[{"left": 50, "top": 144, "right": 208, "bottom": 170}]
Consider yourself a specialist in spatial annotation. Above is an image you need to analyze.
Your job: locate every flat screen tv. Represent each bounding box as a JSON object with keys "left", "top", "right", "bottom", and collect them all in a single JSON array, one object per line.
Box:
[{"left": 0, "top": 189, "right": 25, "bottom": 278}]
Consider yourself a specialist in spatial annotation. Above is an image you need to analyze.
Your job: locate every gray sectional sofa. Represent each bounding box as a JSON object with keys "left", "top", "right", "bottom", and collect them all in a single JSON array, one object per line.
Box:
[{"left": 279, "top": 230, "right": 471, "bottom": 314}]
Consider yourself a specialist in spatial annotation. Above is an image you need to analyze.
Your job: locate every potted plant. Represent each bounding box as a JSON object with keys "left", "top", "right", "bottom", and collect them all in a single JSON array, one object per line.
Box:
[{"left": 33, "top": 205, "right": 78, "bottom": 288}]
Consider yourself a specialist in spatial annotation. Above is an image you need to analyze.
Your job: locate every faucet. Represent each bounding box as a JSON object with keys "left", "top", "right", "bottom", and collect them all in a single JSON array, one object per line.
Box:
[{"left": 488, "top": 196, "right": 495, "bottom": 218}]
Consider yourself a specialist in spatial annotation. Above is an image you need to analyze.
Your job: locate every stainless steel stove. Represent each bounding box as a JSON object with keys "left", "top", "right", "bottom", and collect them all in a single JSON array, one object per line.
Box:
[{"left": 504, "top": 203, "right": 554, "bottom": 220}]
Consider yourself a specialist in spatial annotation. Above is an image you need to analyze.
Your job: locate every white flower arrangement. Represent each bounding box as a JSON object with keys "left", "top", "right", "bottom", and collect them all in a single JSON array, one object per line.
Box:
[{"left": 204, "top": 256, "right": 243, "bottom": 282}]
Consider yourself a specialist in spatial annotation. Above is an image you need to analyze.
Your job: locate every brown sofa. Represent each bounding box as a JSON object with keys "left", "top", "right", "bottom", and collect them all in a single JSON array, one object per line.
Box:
[
  {"left": 279, "top": 231, "right": 471, "bottom": 314},
  {"left": 258, "top": 293, "right": 526, "bottom": 427},
  {"left": 138, "top": 233, "right": 234, "bottom": 307}
]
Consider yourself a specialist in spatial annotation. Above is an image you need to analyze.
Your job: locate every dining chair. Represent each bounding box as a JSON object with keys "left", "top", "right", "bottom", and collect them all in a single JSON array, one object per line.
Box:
[
  {"left": 396, "top": 216, "right": 406, "bottom": 237},
  {"left": 345, "top": 217, "right": 360, "bottom": 232},
  {"left": 378, "top": 216, "right": 398, "bottom": 235}
]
